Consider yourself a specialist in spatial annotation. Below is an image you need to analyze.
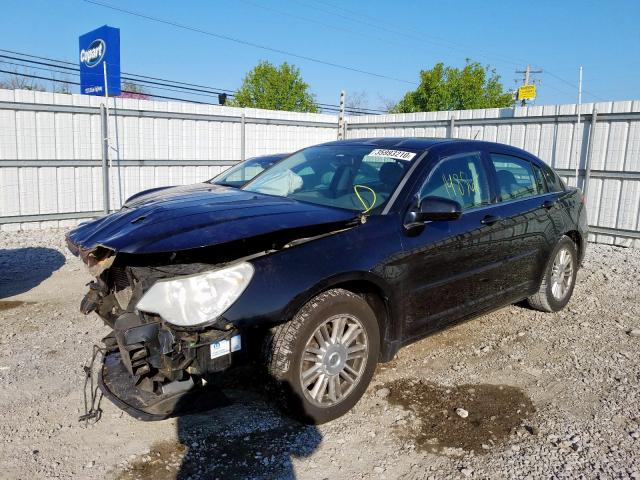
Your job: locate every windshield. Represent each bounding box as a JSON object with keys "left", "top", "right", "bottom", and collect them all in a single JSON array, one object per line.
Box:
[
  {"left": 210, "top": 155, "right": 284, "bottom": 188},
  {"left": 242, "top": 145, "right": 415, "bottom": 213}
]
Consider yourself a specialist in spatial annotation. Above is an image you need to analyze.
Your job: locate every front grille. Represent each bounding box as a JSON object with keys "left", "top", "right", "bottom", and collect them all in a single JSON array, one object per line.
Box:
[
  {"left": 110, "top": 266, "right": 131, "bottom": 291},
  {"left": 110, "top": 266, "right": 133, "bottom": 309}
]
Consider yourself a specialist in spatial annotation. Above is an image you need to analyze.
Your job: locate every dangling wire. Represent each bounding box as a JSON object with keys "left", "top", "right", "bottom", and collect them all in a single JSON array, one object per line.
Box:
[{"left": 79, "top": 344, "right": 107, "bottom": 425}]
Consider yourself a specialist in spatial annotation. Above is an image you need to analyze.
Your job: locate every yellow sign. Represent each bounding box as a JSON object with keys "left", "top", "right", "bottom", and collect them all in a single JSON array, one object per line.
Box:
[{"left": 518, "top": 84, "right": 536, "bottom": 100}]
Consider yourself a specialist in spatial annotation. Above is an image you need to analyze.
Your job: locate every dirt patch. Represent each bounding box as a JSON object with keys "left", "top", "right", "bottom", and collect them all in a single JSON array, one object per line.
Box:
[
  {"left": 0, "top": 300, "right": 32, "bottom": 311},
  {"left": 116, "top": 423, "right": 320, "bottom": 480},
  {"left": 116, "top": 441, "right": 186, "bottom": 480},
  {"left": 384, "top": 379, "right": 535, "bottom": 454}
]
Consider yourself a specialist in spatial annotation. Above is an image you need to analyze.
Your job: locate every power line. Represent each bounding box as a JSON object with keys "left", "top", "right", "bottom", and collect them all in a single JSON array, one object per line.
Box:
[
  {"left": 0, "top": 59, "right": 232, "bottom": 102},
  {"left": 302, "top": 0, "right": 608, "bottom": 102},
  {"left": 316, "top": 101, "right": 386, "bottom": 114},
  {"left": 0, "top": 63, "right": 380, "bottom": 114},
  {"left": 1, "top": 47, "right": 386, "bottom": 114},
  {"left": 0, "top": 55, "right": 235, "bottom": 99},
  {"left": 82, "top": 0, "right": 416, "bottom": 85},
  {"left": 543, "top": 69, "right": 605, "bottom": 102},
  {"left": 297, "top": 0, "right": 526, "bottom": 68},
  {"left": 0, "top": 69, "right": 215, "bottom": 104},
  {"left": 0, "top": 48, "right": 235, "bottom": 93},
  {"left": 235, "top": 0, "right": 424, "bottom": 55},
  {"left": 0, "top": 46, "right": 605, "bottom": 112}
]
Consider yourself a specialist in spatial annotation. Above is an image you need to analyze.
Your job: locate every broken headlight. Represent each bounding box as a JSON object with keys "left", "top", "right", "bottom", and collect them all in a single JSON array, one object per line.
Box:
[{"left": 135, "top": 262, "right": 254, "bottom": 327}]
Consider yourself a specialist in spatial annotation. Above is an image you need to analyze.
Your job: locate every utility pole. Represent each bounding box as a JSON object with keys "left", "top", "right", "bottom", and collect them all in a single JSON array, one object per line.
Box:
[
  {"left": 338, "top": 90, "right": 346, "bottom": 139},
  {"left": 515, "top": 65, "right": 543, "bottom": 106},
  {"left": 574, "top": 66, "right": 583, "bottom": 185}
]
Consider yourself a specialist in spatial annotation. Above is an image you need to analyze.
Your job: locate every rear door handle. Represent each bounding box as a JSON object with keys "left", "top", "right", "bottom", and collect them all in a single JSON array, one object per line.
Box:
[
  {"left": 480, "top": 215, "right": 501, "bottom": 225},
  {"left": 542, "top": 199, "right": 557, "bottom": 209}
]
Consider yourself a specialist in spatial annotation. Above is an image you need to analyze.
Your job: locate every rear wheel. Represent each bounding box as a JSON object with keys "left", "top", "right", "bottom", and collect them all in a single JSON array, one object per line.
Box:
[
  {"left": 263, "top": 289, "right": 379, "bottom": 424},
  {"left": 527, "top": 235, "right": 577, "bottom": 312}
]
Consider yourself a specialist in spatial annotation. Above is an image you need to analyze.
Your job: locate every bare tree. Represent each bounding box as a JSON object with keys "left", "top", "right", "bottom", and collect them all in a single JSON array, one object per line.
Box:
[
  {"left": 377, "top": 94, "right": 398, "bottom": 113},
  {"left": 0, "top": 68, "right": 45, "bottom": 91},
  {"left": 49, "top": 72, "right": 72, "bottom": 94},
  {"left": 346, "top": 90, "right": 369, "bottom": 112},
  {"left": 119, "top": 81, "right": 151, "bottom": 99}
]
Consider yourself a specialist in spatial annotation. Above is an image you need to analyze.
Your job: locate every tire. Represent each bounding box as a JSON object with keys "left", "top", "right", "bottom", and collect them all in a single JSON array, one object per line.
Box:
[
  {"left": 527, "top": 235, "right": 578, "bottom": 312},
  {"left": 263, "top": 288, "right": 380, "bottom": 424}
]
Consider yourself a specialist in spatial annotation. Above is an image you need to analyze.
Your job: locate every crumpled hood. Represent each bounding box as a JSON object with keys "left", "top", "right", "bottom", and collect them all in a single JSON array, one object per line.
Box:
[{"left": 67, "top": 183, "right": 358, "bottom": 255}]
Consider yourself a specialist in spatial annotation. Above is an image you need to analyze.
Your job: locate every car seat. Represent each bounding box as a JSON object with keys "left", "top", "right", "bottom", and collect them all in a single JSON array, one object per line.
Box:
[
  {"left": 379, "top": 162, "right": 404, "bottom": 193},
  {"left": 328, "top": 164, "right": 356, "bottom": 198},
  {"left": 496, "top": 170, "right": 520, "bottom": 200}
]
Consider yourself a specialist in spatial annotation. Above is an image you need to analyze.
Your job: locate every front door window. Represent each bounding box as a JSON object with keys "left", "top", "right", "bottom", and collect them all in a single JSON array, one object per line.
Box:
[{"left": 420, "top": 151, "right": 490, "bottom": 210}]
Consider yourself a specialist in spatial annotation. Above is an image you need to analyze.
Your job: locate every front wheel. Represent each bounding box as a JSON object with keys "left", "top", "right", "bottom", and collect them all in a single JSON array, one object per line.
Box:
[
  {"left": 263, "top": 289, "right": 380, "bottom": 424},
  {"left": 527, "top": 235, "right": 578, "bottom": 312}
]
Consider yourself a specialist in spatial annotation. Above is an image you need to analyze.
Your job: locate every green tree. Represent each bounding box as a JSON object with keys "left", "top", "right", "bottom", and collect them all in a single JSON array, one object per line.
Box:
[
  {"left": 391, "top": 61, "right": 513, "bottom": 113},
  {"left": 230, "top": 61, "right": 318, "bottom": 112}
]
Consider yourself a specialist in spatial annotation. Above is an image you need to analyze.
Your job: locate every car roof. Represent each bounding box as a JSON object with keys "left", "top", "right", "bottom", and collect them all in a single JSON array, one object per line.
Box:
[
  {"left": 317, "top": 137, "right": 453, "bottom": 151},
  {"left": 248, "top": 153, "right": 289, "bottom": 161},
  {"left": 316, "top": 137, "right": 543, "bottom": 164}
]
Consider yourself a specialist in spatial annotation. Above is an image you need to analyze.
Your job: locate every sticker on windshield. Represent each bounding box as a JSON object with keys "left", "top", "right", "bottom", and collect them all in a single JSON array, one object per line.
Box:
[{"left": 368, "top": 149, "right": 416, "bottom": 161}]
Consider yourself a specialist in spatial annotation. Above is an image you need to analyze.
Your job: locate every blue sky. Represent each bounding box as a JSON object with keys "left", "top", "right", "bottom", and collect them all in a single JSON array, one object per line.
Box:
[{"left": 2, "top": 0, "right": 639, "bottom": 110}]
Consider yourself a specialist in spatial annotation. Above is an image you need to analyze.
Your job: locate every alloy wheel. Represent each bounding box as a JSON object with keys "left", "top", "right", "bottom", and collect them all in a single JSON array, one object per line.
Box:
[
  {"left": 299, "top": 314, "right": 369, "bottom": 407},
  {"left": 550, "top": 247, "right": 574, "bottom": 300}
]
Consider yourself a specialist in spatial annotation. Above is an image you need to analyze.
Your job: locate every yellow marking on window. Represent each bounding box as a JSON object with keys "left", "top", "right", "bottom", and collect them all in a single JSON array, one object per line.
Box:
[{"left": 354, "top": 184, "right": 377, "bottom": 213}]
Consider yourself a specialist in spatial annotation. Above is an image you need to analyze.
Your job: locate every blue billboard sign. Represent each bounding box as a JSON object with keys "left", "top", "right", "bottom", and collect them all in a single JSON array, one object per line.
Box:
[{"left": 79, "top": 25, "right": 121, "bottom": 96}]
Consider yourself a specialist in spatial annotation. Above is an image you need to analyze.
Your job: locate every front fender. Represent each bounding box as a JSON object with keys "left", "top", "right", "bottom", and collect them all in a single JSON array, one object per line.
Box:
[{"left": 220, "top": 216, "right": 403, "bottom": 342}]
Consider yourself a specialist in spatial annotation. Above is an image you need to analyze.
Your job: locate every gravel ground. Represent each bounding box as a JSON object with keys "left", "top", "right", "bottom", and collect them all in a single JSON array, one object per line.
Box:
[{"left": 0, "top": 229, "right": 639, "bottom": 479}]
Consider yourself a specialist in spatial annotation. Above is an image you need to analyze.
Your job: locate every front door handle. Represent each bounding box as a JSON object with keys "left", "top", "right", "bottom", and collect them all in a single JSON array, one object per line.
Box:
[
  {"left": 480, "top": 215, "right": 501, "bottom": 226},
  {"left": 542, "top": 199, "right": 557, "bottom": 209}
]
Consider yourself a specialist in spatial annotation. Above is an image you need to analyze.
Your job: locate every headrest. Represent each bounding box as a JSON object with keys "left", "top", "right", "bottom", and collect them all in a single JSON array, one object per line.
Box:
[
  {"left": 379, "top": 162, "right": 404, "bottom": 187},
  {"left": 497, "top": 169, "right": 518, "bottom": 186}
]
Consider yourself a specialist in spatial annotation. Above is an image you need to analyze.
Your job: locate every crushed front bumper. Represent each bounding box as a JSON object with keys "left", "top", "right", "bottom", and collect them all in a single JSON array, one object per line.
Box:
[{"left": 99, "top": 349, "right": 234, "bottom": 421}]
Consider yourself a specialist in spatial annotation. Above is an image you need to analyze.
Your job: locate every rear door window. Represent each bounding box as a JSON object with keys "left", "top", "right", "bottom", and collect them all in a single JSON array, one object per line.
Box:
[
  {"left": 490, "top": 154, "right": 538, "bottom": 201},
  {"left": 532, "top": 164, "right": 548, "bottom": 194},
  {"left": 420, "top": 151, "right": 490, "bottom": 210},
  {"left": 540, "top": 163, "right": 565, "bottom": 192}
]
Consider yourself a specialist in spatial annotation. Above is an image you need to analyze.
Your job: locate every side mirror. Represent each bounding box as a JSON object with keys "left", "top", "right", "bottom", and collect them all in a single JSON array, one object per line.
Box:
[{"left": 404, "top": 196, "right": 462, "bottom": 227}]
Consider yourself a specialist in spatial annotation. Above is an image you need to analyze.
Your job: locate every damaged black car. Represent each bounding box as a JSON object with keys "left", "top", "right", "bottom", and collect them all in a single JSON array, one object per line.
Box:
[{"left": 67, "top": 138, "right": 587, "bottom": 424}]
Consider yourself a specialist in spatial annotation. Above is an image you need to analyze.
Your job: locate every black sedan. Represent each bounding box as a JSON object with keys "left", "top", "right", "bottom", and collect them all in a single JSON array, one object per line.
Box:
[{"left": 66, "top": 138, "right": 588, "bottom": 424}]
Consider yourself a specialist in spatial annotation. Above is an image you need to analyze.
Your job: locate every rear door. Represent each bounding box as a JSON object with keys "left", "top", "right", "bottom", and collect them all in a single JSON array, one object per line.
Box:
[{"left": 485, "top": 150, "right": 559, "bottom": 297}]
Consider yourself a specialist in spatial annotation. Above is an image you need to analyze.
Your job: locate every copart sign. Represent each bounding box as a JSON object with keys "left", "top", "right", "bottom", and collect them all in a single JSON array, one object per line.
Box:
[{"left": 79, "top": 25, "right": 121, "bottom": 96}]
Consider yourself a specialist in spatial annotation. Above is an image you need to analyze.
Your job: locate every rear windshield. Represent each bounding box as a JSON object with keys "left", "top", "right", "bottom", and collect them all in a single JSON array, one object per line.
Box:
[{"left": 242, "top": 145, "right": 415, "bottom": 213}]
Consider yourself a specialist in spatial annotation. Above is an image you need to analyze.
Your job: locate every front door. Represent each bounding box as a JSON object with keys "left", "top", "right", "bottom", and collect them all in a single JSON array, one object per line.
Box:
[{"left": 400, "top": 147, "right": 510, "bottom": 338}]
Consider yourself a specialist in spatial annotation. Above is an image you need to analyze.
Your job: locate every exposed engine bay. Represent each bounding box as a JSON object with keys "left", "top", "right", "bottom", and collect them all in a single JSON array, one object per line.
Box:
[
  {"left": 75, "top": 257, "right": 244, "bottom": 418},
  {"left": 66, "top": 215, "right": 358, "bottom": 420}
]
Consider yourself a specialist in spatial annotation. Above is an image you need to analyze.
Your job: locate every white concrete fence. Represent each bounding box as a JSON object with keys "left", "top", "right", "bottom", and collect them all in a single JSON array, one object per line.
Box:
[
  {"left": 0, "top": 89, "right": 338, "bottom": 230},
  {"left": 1, "top": 88, "right": 639, "bottom": 247}
]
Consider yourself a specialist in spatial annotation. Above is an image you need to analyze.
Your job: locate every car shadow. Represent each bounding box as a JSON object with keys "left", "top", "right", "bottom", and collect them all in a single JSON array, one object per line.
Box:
[
  {"left": 0, "top": 247, "right": 66, "bottom": 299},
  {"left": 174, "top": 364, "right": 321, "bottom": 480},
  {"left": 514, "top": 299, "right": 535, "bottom": 310},
  {"left": 121, "top": 363, "right": 322, "bottom": 480}
]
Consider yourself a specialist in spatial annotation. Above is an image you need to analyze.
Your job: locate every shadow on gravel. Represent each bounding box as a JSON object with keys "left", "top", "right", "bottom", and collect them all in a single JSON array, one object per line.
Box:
[
  {"left": 117, "top": 366, "right": 322, "bottom": 480},
  {"left": 384, "top": 378, "right": 536, "bottom": 455},
  {"left": 0, "top": 247, "right": 66, "bottom": 298}
]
